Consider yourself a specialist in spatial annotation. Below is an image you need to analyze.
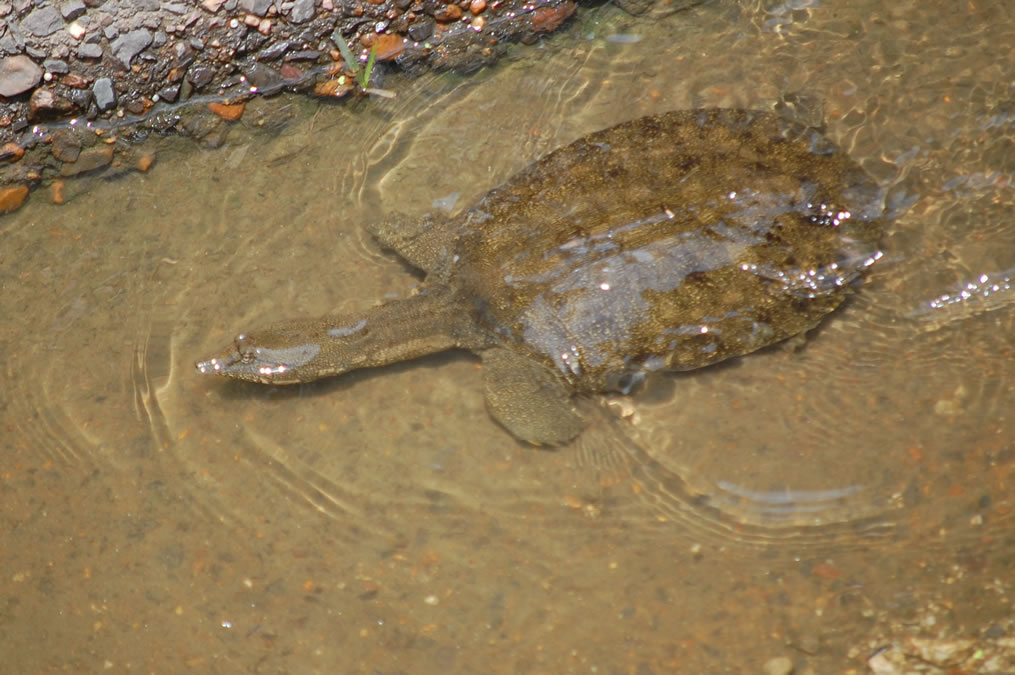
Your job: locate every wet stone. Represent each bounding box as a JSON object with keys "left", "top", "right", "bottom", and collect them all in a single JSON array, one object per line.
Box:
[
  {"left": 285, "top": 50, "right": 320, "bottom": 61},
  {"left": 157, "top": 83, "right": 180, "bottom": 102},
  {"left": 60, "top": 0, "right": 86, "bottom": 20},
  {"left": 188, "top": 65, "right": 214, "bottom": 87},
  {"left": 0, "top": 55, "right": 43, "bottom": 97},
  {"left": 60, "top": 144, "right": 113, "bottom": 176},
  {"left": 23, "top": 6, "right": 64, "bottom": 37},
  {"left": 257, "top": 39, "right": 292, "bottom": 61},
  {"left": 0, "top": 185, "right": 29, "bottom": 213},
  {"left": 29, "top": 87, "right": 74, "bottom": 118},
  {"left": 407, "top": 17, "right": 434, "bottom": 42},
  {"left": 92, "top": 77, "right": 116, "bottom": 111},
  {"left": 111, "top": 29, "right": 153, "bottom": 67},
  {"left": 50, "top": 130, "right": 82, "bottom": 162},
  {"left": 243, "top": 63, "right": 283, "bottom": 89}
]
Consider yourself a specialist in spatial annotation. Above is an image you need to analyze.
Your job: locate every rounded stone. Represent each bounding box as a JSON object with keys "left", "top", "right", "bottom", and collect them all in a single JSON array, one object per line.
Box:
[{"left": 0, "top": 56, "right": 44, "bottom": 97}]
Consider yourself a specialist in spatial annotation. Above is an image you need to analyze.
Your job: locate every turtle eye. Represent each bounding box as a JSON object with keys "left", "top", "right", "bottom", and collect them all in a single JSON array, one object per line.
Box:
[{"left": 235, "top": 334, "right": 257, "bottom": 364}]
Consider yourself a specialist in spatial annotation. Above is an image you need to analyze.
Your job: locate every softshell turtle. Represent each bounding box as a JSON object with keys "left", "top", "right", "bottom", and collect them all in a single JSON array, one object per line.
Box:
[{"left": 197, "top": 108, "right": 884, "bottom": 445}]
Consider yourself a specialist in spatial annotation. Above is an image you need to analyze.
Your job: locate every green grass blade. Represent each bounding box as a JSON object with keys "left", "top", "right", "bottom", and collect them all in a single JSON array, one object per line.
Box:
[
  {"left": 361, "top": 45, "right": 377, "bottom": 89},
  {"left": 333, "top": 31, "right": 360, "bottom": 77}
]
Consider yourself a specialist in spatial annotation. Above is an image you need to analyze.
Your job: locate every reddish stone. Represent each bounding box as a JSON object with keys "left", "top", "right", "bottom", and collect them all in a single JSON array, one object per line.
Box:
[
  {"left": 531, "top": 1, "right": 574, "bottom": 33},
  {"left": 1, "top": 142, "right": 24, "bottom": 162},
  {"left": 0, "top": 185, "right": 29, "bottom": 213},
  {"left": 208, "top": 101, "right": 245, "bottom": 121},
  {"left": 435, "top": 4, "right": 462, "bottom": 21},
  {"left": 372, "top": 33, "right": 405, "bottom": 61}
]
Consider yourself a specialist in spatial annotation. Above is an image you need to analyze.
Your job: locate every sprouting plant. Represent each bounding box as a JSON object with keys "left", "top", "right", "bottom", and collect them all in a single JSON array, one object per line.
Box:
[{"left": 332, "top": 31, "right": 395, "bottom": 98}]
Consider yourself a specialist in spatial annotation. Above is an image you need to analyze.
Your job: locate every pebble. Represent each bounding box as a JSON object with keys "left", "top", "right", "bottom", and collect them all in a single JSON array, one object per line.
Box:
[
  {"left": 469, "top": 0, "right": 486, "bottom": 14},
  {"left": 60, "top": 145, "right": 113, "bottom": 177},
  {"left": 0, "top": 55, "right": 44, "bottom": 97},
  {"left": 435, "top": 4, "right": 462, "bottom": 21},
  {"left": 92, "top": 77, "right": 116, "bottom": 111},
  {"left": 531, "top": 2, "right": 574, "bottom": 33},
  {"left": 51, "top": 130, "right": 82, "bottom": 162},
  {"left": 370, "top": 33, "right": 404, "bottom": 60},
  {"left": 136, "top": 153, "right": 155, "bottom": 172},
  {"left": 111, "top": 29, "right": 153, "bottom": 67},
  {"left": 208, "top": 101, "right": 245, "bottom": 121},
  {"left": 60, "top": 0, "right": 87, "bottom": 20},
  {"left": 290, "top": 0, "right": 315, "bottom": 23},
  {"left": 67, "top": 22, "right": 87, "bottom": 40},
  {"left": 0, "top": 142, "right": 25, "bottom": 162},
  {"left": 0, "top": 185, "right": 29, "bottom": 213},
  {"left": 50, "top": 180, "right": 65, "bottom": 204},
  {"left": 239, "top": 0, "right": 273, "bottom": 17},
  {"left": 29, "top": 87, "right": 74, "bottom": 118},
  {"left": 407, "top": 17, "right": 434, "bottom": 42},
  {"left": 23, "top": 7, "right": 65, "bottom": 37},
  {"left": 157, "top": 83, "right": 181, "bottom": 102},
  {"left": 762, "top": 656, "right": 794, "bottom": 675},
  {"left": 77, "top": 43, "right": 104, "bottom": 59},
  {"left": 44, "top": 59, "right": 70, "bottom": 75},
  {"left": 242, "top": 63, "right": 283, "bottom": 89}
]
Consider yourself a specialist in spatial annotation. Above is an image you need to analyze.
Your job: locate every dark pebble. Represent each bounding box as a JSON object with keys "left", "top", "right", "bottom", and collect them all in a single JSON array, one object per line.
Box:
[
  {"left": 408, "top": 17, "right": 435, "bottom": 42},
  {"left": 258, "top": 40, "right": 292, "bottom": 61},
  {"left": 188, "top": 66, "right": 215, "bottom": 87},
  {"left": 158, "top": 83, "right": 181, "bottom": 102},
  {"left": 285, "top": 50, "right": 320, "bottom": 61},
  {"left": 243, "top": 63, "right": 283, "bottom": 89}
]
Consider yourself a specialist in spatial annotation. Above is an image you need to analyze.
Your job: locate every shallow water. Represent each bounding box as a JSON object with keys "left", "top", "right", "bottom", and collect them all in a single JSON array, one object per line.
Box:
[{"left": 3, "top": 0, "right": 1014, "bottom": 672}]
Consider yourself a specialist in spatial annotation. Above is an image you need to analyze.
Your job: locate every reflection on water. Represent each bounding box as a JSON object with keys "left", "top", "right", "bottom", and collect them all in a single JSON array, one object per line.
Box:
[{"left": 3, "top": 0, "right": 1015, "bottom": 671}]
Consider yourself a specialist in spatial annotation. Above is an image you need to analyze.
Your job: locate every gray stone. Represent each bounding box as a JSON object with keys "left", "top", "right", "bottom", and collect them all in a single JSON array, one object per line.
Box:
[
  {"left": 103, "top": 25, "right": 118, "bottom": 41},
  {"left": 0, "top": 55, "right": 43, "bottom": 96},
  {"left": 76, "top": 43, "right": 103, "bottom": 59},
  {"left": 111, "top": 29, "right": 153, "bottom": 66},
  {"left": 92, "top": 76, "right": 115, "bottom": 111},
  {"left": 163, "top": 2, "right": 188, "bottom": 14},
  {"left": 60, "top": 0, "right": 86, "bottom": 20},
  {"left": 23, "top": 6, "right": 63, "bottom": 36},
  {"left": 43, "top": 58, "right": 69, "bottom": 74},
  {"left": 239, "top": 0, "right": 272, "bottom": 17},
  {"left": 290, "top": 0, "right": 314, "bottom": 23},
  {"left": 153, "top": 31, "right": 168, "bottom": 47}
]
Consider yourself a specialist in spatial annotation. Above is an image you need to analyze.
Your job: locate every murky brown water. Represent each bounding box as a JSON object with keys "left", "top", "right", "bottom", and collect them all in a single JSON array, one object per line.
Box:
[{"left": 3, "top": 0, "right": 1014, "bottom": 672}]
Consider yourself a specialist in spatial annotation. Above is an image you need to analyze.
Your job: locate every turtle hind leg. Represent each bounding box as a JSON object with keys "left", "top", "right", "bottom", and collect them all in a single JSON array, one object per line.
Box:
[{"left": 480, "top": 347, "right": 586, "bottom": 446}]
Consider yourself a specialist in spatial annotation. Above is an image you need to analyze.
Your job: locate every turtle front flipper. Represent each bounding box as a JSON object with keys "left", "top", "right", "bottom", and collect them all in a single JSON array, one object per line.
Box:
[{"left": 480, "top": 347, "right": 586, "bottom": 446}]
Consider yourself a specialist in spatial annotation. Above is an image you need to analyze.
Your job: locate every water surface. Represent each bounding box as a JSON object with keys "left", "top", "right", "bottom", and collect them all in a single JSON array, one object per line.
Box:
[{"left": 3, "top": 0, "right": 1014, "bottom": 671}]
